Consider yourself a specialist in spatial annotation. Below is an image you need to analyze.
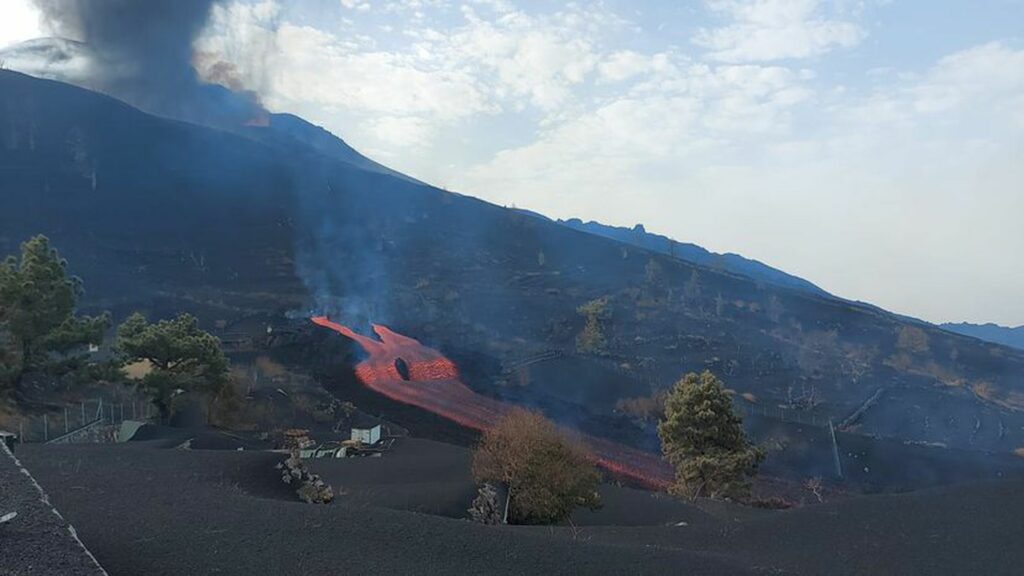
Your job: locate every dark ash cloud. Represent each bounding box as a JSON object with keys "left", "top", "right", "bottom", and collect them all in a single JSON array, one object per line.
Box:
[{"left": 30, "top": 0, "right": 264, "bottom": 127}]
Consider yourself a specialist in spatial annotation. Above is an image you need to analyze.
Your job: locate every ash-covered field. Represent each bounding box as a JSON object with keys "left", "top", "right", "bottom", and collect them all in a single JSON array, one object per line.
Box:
[{"left": 15, "top": 436, "right": 1024, "bottom": 576}]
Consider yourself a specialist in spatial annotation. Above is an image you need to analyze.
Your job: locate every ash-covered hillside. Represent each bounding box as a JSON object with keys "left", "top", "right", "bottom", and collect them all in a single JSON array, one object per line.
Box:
[{"left": 3, "top": 70, "right": 1024, "bottom": 462}]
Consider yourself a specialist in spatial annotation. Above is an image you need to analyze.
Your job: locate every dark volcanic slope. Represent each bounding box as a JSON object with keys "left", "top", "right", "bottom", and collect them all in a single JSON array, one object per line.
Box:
[
  {"left": 18, "top": 442, "right": 763, "bottom": 576},
  {"left": 585, "top": 479, "right": 1024, "bottom": 576},
  {"left": 3, "top": 70, "right": 1024, "bottom": 458},
  {"left": 19, "top": 440, "right": 1024, "bottom": 576}
]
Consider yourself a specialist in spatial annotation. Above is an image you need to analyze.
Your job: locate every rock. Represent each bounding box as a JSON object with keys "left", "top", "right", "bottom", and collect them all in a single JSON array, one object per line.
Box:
[
  {"left": 277, "top": 450, "right": 336, "bottom": 504},
  {"left": 468, "top": 483, "right": 502, "bottom": 525}
]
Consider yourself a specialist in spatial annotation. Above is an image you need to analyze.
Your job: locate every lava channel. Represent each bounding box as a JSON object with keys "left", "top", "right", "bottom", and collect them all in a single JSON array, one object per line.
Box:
[{"left": 312, "top": 316, "right": 673, "bottom": 489}]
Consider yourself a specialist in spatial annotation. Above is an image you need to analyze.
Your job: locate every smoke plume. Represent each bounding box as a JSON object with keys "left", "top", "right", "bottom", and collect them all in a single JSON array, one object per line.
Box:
[{"left": 30, "top": 0, "right": 265, "bottom": 127}]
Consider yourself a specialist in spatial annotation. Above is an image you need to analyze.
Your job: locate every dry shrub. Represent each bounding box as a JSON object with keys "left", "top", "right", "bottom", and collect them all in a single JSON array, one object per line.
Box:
[
  {"left": 472, "top": 408, "right": 601, "bottom": 525},
  {"left": 897, "top": 326, "right": 930, "bottom": 354},
  {"left": 971, "top": 382, "right": 1024, "bottom": 411},
  {"left": 884, "top": 352, "right": 914, "bottom": 372},
  {"left": 615, "top": 391, "right": 667, "bottom": 421},
  {"left": 254, "top": 356, "right": 286, "bottom": 379},
  {"left": 207, "top": 376, "right": 245, "bottom": 429}
]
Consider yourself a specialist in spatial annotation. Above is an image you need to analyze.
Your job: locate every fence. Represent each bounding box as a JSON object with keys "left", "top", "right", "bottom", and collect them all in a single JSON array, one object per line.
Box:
[
  {"left": 734, "top": 402, "right": 827, "bottom": 427},
  {"left": 14, "top": 397, "right": 156, "bottom": 443}
]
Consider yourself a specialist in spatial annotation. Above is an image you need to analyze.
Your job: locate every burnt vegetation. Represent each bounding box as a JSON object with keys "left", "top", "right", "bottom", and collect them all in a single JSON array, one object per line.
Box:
[{"left": 2, "top": 69, "right": 1024, "bottom": 492}]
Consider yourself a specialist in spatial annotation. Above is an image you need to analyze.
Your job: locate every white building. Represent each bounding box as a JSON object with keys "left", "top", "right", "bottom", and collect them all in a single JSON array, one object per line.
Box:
[{"left": 350, "top": 424, "right": 382, "bottom": 445}]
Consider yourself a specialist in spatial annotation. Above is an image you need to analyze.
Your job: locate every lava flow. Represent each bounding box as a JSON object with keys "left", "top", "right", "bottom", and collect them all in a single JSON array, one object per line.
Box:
[{"left": 312, "top": 316, "right": 673, "bottom": 489}]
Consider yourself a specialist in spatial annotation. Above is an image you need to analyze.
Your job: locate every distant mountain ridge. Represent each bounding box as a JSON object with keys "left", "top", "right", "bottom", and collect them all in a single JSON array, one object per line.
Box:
[
  {"left": 941, "top": 323, "right": 1024, "bottom": 351},
  {"left": 559, "top": 219, "right": 830, "bottom": 297}
]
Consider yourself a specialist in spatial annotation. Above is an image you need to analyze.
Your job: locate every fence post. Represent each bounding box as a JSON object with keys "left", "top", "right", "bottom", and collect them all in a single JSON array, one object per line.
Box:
[
  {"left": 81, "top": 401, "right": 86, "bottom": 426},
  {"left": 120, "top": 403, "right": 124, "bottom": 423},
  {"left": 829, "top": 418, "right": 844, "bottom": 479},
  {"left": 44, "top": 414, "right": 49, "bottom": 442},
  {"left": 19, "top": 420, "right": 24, "bottom": 443},
  {"left": 64, "top": 408, "right": 69, "bottom": 434}
]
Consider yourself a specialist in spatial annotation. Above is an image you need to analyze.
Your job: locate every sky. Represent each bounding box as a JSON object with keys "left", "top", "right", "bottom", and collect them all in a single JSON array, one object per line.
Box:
[{"left": 2, "top": 0, "right": 1023, "bottom": 326}]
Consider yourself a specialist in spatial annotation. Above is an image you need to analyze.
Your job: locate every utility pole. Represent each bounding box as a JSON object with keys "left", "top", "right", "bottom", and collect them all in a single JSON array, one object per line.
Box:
[{"left": 829, "top": 419, "right": 843, "bottom": 479}]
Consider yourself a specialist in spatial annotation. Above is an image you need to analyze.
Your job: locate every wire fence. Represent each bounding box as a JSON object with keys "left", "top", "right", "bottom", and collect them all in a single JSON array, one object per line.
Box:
[
  {"left": 14, "top": 397, "right": 156, "bottom": 444},
  {"left": 734, "top": 402, "right": 827, "bottom": 428}
]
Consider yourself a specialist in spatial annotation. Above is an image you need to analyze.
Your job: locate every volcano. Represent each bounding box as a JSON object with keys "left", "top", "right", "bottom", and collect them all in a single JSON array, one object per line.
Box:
[
  {"left": 312, "top": 316, "right": 673, "bottom": 488},
  {"left": 2, "top": 70, "right": 1024, "bottom": 488}
]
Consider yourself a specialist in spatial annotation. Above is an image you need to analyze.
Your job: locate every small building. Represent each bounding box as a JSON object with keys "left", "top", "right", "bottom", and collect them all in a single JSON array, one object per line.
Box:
[
  {"left": 350, "top": 424, "right": 382, "bottom": 445},
  {"left": 299, "top": 442, "right": 348, "bottom": 459}
]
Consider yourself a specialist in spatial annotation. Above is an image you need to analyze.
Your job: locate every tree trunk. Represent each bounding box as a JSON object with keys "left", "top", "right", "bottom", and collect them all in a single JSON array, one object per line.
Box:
[
  {"left": 12, "top": 339, "right": 31, "bottom": 388},
  {"left": 502, "top": 483, "right": 512, "bottom": 524},
  {"left": 155, "top": 399, "right": 170, "bottom": 424}
]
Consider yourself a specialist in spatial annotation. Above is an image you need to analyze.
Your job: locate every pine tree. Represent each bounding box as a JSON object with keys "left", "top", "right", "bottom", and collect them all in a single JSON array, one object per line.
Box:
[
  {"left": 116, "top": 312, "right": 229, "bottom": 421},
  {"left": 658, "top": 371, "right": 763, "bottom": 500},
  {"left": 0, "top": 235, "right": 109, "bottom": 390}
]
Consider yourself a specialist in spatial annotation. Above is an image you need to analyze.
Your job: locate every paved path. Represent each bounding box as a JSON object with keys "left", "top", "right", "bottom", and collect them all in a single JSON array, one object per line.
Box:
[{"left": 0, "top": 440, "right": 108, "bottom": 576}]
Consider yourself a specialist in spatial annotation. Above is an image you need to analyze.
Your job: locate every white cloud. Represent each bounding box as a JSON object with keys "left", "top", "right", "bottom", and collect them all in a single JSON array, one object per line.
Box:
[
  {"left": 0, "top": 0, "right": 42, "bottom": 50},
  {"left": 364, "top": 115, "right": 437, "bottom": 148},
  {"left": 195, "top": 1, "right": 627, "bottom": 153},
  {"left": 910, "top": 42, "right": 1024, "bottom": 122},
  {"left": 457, "top": 56, "right": 814, "bottom": 209},
  {"left": 340, "top": 0, "right": 371, "bottom": 12},
  {"left": 695, "top": 0, "right": 865, "bottom": 62},
  {"left": 267, "top": 24, "right": 493, "bottom": 120},
  {"left": 597, "top": 50, "right": 652, "bottom": 83}
]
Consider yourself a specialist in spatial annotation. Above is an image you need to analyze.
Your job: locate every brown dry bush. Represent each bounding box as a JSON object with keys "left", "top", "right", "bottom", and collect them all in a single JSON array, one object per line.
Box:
[{"left": 472, "top": 408, "right": 601, "bottom": 525}]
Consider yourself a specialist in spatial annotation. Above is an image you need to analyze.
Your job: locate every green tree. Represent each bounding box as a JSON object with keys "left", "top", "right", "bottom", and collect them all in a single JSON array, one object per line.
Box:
[
  {"left": 658, "top": 371, "right": 763, "bottom": 500},
  {"left": 472, "top": 408, "right": 601, "bottom": 525},
  {"left": 116, "top": 313, "right": 229, "bottom": 421},
  {"left": 0, "top": 235, "right": 109, "bottom": 390},
  {"left": 576, "top": 297, "right": 609, "bottom": 355}
]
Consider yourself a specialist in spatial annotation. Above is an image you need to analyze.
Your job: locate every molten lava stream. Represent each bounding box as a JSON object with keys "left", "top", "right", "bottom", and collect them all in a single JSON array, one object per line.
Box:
[{"left": 312, "top": 316, "right": 673, "bottom": 489}]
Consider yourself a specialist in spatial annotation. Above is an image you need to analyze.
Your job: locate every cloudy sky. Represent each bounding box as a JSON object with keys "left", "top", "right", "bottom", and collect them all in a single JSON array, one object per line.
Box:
[{"left": 2, "top": 0, "right": 1023, "bottom": 326}]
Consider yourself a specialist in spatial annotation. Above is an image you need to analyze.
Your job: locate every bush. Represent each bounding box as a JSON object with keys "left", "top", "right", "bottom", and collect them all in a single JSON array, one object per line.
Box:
[
  {"left": 472, "top": 408, "right": 601, "bottom": 524},
  {"left": 576, "top": 298, "right": 609, "bottom": 354}
]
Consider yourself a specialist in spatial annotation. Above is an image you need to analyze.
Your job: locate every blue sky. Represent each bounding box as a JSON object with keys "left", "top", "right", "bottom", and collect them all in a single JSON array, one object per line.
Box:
[{"left": 2, "top": 0, "right": 1023, "bottom": 326}]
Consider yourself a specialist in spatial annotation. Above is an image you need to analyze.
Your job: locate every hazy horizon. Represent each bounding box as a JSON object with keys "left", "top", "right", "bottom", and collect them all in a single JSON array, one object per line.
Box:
[{"left": 3, "top": 0, "right": 1022, "bottom": 326}]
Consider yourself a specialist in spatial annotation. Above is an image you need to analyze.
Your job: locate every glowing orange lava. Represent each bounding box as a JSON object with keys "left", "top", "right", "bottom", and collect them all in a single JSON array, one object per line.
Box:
[{"left": 312, "top": 316, "right": 673, "bottom": 489}]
